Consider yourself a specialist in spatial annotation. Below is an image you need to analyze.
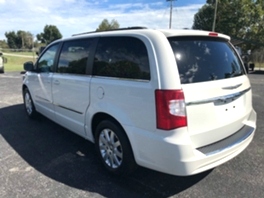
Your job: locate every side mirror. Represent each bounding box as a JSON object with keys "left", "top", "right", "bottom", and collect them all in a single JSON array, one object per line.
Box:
[{"left": 24, "top": 61, "right": 34, "bottom": 71}]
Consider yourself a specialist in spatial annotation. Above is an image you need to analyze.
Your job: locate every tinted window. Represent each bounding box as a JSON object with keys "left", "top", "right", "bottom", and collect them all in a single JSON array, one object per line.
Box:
[
  {"left": 57, "top": 39, "right": 93, "bottom": 74},
  {"left": 93, "top": 37, "right": 150, "bottom": 80},
  {"left": 37, "top": 44, "right": 59, "bottom": 73},
  {"left": 168, "top": 37, "right": 245, "bottom": 84}
]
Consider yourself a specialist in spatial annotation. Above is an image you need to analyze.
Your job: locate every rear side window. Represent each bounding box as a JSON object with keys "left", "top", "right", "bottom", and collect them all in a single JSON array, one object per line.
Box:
[
  {"left": 168, "top": 36, "right": 245, "bottom": 84},
  {"left": 57, "top": 39, "right": 93, "bottom": 75},
  {"left": 93, "top": 37, "right": 150, "bottom": 80}
]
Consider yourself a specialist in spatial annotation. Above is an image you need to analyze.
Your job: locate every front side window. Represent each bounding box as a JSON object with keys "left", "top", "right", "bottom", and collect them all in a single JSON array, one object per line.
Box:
[
  {"left": 57, "top": 39, "right": 93, "bottom": 75},
  {"left": 168, "top": 36, "right": 245, "bottom": 84},
  {"left": 93, "top": 37, "right": 150, "bottom": 80},
  {"left": 37, "top": 44, "right": 59, "bottom": 73}
]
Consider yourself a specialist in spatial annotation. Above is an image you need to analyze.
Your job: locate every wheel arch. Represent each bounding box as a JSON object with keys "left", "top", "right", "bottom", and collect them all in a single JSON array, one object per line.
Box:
[
  {"left": 91, "top": 113, "right": 135, "bottom": 154},
  {"left": 92, "top": 112, "right": 125, "bottom": 138},
  {"left": 22, "top": 84, "right": 28, "bottom": 92}
]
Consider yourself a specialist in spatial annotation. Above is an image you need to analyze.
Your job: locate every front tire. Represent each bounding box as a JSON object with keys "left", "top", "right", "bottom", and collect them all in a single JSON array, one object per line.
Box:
[
  {"left": 23, "top": 88, "right": 37, "bottom": 118},
  {"left": 95, "top": 120, "right": 137, "bottom": 176}
]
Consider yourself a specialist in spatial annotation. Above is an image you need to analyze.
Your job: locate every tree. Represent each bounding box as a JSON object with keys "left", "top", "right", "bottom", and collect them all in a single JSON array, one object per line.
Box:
[
  {"left": 0, "top": 40, "right": 9, "bottom": 49},
  {"left": 192, "top": 0, "right": 264, "bottom": 51},
  {"left": 5, "top": 30, "right": 34, "bottom": 49},
  {"left": 96, "top": 19, "right": 120, "bottom": 31},
  {"left": 18, "top": 31, "right": 34, "bottom": 49},
  {"left": 37, "top": 25, "right": 62, "bottom": 45},
  {"left": 5, "top": 31, "right": 17, "bottom": 49}
]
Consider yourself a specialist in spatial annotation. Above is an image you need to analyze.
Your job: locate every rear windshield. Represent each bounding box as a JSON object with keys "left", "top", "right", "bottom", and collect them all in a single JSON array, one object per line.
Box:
[{"left": 168, "top": 36, "right": 245, "bottom": 84}]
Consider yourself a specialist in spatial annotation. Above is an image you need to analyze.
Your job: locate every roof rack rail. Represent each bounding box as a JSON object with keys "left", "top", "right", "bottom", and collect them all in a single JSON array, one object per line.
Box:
[{"left": 72, "top": 26, "right": 148, "bottom": 36}]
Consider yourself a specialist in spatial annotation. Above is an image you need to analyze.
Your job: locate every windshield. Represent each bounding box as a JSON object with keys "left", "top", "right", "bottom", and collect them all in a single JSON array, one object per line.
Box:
[{"left": 168, "top": 36, "right": 245, "bottom": 84}]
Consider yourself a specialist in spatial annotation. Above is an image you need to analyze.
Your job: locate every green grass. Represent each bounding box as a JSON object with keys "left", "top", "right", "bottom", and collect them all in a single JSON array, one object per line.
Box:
[
  {"left": 4, "top": 55, "right": 36, "bottom": 72},
  {"left": 254, "top": 62, "right": 264, "bottom": 69}
]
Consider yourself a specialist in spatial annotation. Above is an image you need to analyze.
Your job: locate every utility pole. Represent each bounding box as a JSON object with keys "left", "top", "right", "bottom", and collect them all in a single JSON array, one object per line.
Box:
[
  {"left": 212, "top": 0, "right": 218, "bottom": 32},
  {"left": 167, "top": 0, "right": 175, "bottom": 29}
]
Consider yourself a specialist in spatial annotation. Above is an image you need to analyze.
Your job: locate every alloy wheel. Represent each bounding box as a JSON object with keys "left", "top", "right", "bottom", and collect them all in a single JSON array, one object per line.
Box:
[
  {"left": 99, "top": 128, "right": 123, "bottom": 169},
  {"left": 24, "top": 92, "right": 33, "bottom": 115}
]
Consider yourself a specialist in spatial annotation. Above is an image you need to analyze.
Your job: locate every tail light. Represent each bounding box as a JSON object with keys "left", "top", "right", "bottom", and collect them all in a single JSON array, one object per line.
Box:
[{"left": 155, "top": 89, "right": 187, "bottom": 130}]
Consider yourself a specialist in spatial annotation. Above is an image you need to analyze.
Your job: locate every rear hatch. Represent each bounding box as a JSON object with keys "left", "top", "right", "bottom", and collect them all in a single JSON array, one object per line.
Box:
[{"left": 168, "top": 35, "right": 253, "bottom": 148}]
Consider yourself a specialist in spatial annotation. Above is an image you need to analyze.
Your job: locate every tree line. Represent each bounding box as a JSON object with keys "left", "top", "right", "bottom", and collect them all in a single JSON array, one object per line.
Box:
[
  {"left": 3, "top": 25, "right": 62, "bottom": 50},
  {"left": 0, "top": 19, "right": 119, "bottom": 50}
]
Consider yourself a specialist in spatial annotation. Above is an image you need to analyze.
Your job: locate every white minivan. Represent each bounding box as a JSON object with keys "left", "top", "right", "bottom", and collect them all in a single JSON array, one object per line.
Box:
[{"left": 22, "top": 27, "right": 257, "bottom": 176}]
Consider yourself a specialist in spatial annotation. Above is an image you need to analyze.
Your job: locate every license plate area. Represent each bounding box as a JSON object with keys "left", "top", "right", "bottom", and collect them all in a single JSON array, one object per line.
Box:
[{"left": 215, "top": 96, "right": 245, "bottom": 124}]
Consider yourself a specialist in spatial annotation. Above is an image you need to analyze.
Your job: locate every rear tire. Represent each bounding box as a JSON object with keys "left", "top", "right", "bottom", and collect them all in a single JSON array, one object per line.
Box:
[
  {"left": 95, "top": 120, "right": 137, "bottom": 176},
  {"left": 23, "top": 88, "right": 37, "bottom": 118}
]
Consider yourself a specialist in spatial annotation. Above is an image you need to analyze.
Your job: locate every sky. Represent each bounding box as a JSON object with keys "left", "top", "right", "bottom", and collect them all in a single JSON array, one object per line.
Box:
[{"left": 0, "top": 0, "right": 206, "bottom": 40}]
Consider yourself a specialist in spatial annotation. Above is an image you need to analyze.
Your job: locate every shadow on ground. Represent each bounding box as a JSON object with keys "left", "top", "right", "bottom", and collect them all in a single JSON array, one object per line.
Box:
[{"left": 0, "top": 104, "right": 211, "bottom": 198}]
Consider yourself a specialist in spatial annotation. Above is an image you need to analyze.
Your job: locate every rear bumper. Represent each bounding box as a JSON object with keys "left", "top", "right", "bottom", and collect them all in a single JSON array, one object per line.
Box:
[
  {"left": 127, "top": 109, "right": 256, "bottom": 176},
  {"left": 181, "top": 125, "right": 255, "bottom": 175},
  {"left": 197, "top": 125, "right": 254, "bottom": 156}
]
